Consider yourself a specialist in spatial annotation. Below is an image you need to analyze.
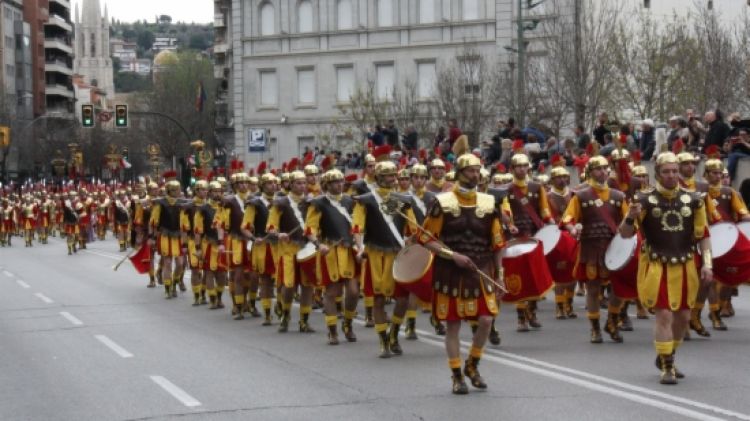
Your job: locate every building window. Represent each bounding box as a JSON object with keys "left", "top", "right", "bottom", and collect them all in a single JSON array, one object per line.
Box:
[
  {"left": 5, "top": 36, "right": 12, "bottom": 49},
  {"left": 376, "top": 63, "right": 394, "bottom": 99},
  {"left": 336, "top": 65, "right": 354, "bottom": 102},
  {"left": 298, "top": 0, "right": 313, "bottom": 33},
  {"left": 462, "top": 0, "right": 479, "bottom": 20},
  {"left": 259, "top": 70, "right": 278, "bottom": 106},
  {"left": 297, "top": 68, "right": 315, "bottom": 104},
  {"left": 260, "top": 2, "right": 275, "bottom": 36},
  {"left": 461, "top": 59, "right": 480, "bottom": 94},
  {"left": 417, "top": 61, "right": 436, "bottom": 98},
  {"left": 419, "top": 0, "right": 435, "bottom": 24},
  {"left": 337, "top": 0, "right": 353, "bottom": 30},
  {"left": 377, "top": 0, "right": 393, "bottom": 27}
]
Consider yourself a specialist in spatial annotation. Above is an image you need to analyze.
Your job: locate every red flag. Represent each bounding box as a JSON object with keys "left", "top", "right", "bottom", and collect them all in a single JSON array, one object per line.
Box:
[{"left": 129, "top": 243, "right": 152, "bottom": 274}]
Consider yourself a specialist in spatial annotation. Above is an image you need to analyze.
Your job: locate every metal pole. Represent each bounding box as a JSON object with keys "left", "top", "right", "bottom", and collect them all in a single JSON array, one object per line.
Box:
[{"left": 517, "top": 0, "right": 525, "bottom": 127}]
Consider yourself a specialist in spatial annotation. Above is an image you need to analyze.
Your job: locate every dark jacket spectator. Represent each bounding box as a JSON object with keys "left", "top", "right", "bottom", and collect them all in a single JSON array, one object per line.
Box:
[
  {"left": 593, "top": 112, "right": 609, "bottom": 146},
  {"left": 574, "top": 125, "right": 590, "bottom": 153},
  {"left": 433, "top": 127, "right": 446, "bottom": 150},
  {"left": 367, "top": 126, "right": 384, "bottom": 147},
  {"left": 704, "top": 112, "right": 730, "bottom": 152},
  {"left": 382, "top": 120, "right": 399, "bottom": 148},
  {"left": 639, "top": 120, "right": 656, "bottom": 160},
  {"left": 402, "top": 126, "right": 418, "bottom": 152}
]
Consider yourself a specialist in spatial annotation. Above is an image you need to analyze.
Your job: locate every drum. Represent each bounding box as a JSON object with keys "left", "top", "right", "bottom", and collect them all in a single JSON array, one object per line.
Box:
[
  {"left": 738, "top": 221, "right": 750, "bottom": 240},
  {"left": 711, "top": 222, "right": 750, "bottom": 286},
  {"left": 709, "top": 222, "right": 738, "bottom": 259},
  {"left": 392, "top": 244, "right": 434, "bottom": 303},
  {"left": 604, "top": 233, "right": 639, "bottom": 300},
  {"left": 535, "top": 225, "right": 578, "bottom": 284},
  {"left": 296, "top": 242, "right": 317, "bottom": 282},
  {"left": 501, "top": 238, "right": 553, "bottom": 303},
  {"left": 245, "top": 239, "right": 253, "bottom": 254}
]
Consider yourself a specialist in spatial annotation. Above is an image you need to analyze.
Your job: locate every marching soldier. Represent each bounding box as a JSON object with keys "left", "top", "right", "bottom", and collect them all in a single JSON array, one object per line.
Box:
[
  {"left": 563, "top": 156, "right": 628, "bottom": 343},
  {"left": 195, "top": 181, "right": 228, "bottom": 309},
  {"left": 352, "top": 160, "right": 417, "bottom": 358},
  {"left": 547, "top": 157, "right": 577, "bottom": 319},
  {"left": 96, "top": 191, "right": 111, "bottom": 241},
  {"left": 113, "top": 190, "right": 131, "bottom": 252},
  {"left": 135, "top": 182, "right": 159, "bottom": 287},
  {"left": 619, "top": 152, "right": 712, "bottom": 385},
  {"left": 38, "top": 191, "right": 53, "bottom": 244},
  {"left": 306, "top": 169, "right": 359, "bottom": 344},
  {"left": 0, "top": 197, "right": 13, "bottom": 246},
  {"left": 21, "top": 195, "right": 37, "bottom": 247},
  {"left": 240, "top": 172, "right": 278, "bottom": 323},
  {"left": 419, "top": 153, "right": 505, "bottom": 394},
  {"left": 426, "top": 158, "right": 452, "bottom": 193},
  {"left": 184, "top": 180, "right": 208, "bottom": 306},
  {"left": 351, "top": 153, "right": 377, "bottom": 195},
  {"left": 63, "top": 191, "right": 80, "bottom": 255},
  {"left": 148, "top": 172, "right": 186, "bottom": 299},
  {"left": 267, "top": 170, "right": 316, "bottom": 333}
]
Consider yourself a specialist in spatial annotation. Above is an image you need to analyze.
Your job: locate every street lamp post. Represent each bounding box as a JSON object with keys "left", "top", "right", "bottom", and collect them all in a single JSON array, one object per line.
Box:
[{"left": 517, "top": 0, "right": 525, "bottom": 128}]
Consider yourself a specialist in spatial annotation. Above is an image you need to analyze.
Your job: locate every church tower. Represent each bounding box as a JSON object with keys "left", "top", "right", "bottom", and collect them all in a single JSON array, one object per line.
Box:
[{"left": 74, "top": 0, "right": 115, "bottom": 98}]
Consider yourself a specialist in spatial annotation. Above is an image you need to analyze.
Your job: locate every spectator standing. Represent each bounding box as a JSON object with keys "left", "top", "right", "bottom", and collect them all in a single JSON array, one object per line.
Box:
[
  {"left": 575, "top": 125, "right": 591, "bottom": 153},
  {"left": 402, "top": 125, "right": 418, "bottom": 153},
  {"left": 448, "top": 119, "right": 462, "bottom": 147},
  {"left": 725, "top": 128, "right": 750, "bottom": 182},
  {"left": 433, "top": 127, "right": 446, "bottom": 151},
  {"left": 593, "top": 112, "right": 609, "bottom": 146},
  {"left": 704, "top": 111, "right": 730, "bottom": 152},
  {"left": 382, "top": 120, "right": 400, "bottom": 148},
  {"left": 639, "top": 119, "right": 656, "bottom": 160},
  {"left": 368, "top": 125, "right": 385, "bottom": 147}
]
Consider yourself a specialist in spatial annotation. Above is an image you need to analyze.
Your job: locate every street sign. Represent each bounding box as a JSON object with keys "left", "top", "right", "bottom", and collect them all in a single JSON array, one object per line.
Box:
[{"left": 247, "top": 128, "right": 268, "bottom": 153}]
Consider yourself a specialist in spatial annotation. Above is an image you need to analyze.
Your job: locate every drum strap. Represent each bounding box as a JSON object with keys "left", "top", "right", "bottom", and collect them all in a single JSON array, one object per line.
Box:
[
  {"left": 511, "top": 185, "right": 543, "bottom": 230},
  {"left": 370, "top": 189, "right": 405, "bottom": 248},
  {"left": 590, "top": 189, "right": 618, "bottom": 235}
]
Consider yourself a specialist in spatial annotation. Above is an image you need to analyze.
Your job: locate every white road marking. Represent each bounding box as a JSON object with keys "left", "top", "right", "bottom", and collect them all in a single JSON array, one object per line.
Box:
[
  {"left": 94, "top": 335, "right": 134, "bottom": 358},
  {"left": 150, "top": 376, "right": 201, "bottom": 407},
  {"left": 16, "top": 280, "right": 30, "bottom": 289},
  {"left": 82, "top": 249, "right": 123, "bottom": 261},
  {"left": 34, "top": 293, "right": 54, "bottom": 304},
  {"left": 3, "top": 270, "right": 14, "bottom": 277},
  {"left": 59, "top": 312, "right": 83, "bottom": 326}
]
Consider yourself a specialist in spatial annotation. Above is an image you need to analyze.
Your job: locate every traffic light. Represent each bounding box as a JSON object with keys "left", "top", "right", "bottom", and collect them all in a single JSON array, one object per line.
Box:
[
  {"left": 81, "top": 104, "right": 94, "bottom": 128},
  {"left": 115, "top": 104, "right": 128, "bottom": 128},
  {"left": 0, "top": 126, "right": 9, "bottom": 147}
]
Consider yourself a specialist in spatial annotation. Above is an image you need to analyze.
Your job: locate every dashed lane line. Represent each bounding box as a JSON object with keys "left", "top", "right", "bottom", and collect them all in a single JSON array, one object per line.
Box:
[
  {"left": 34, "top": 292, "right": 54, "bottom": 304},
  {"left": 94, "top": 334, "right": 134, "bottom": 358},
  {"left": 59, "top": 311, "right": 83, "bottom": 326},
  {"left": 150, "top": 375, "right": 201, "bottom": 407}
]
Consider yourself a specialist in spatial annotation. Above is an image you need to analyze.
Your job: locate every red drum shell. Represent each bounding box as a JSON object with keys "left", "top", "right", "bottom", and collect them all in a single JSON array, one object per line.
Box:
[
  {"left": 546, "top": 230, "right": 578, "bottom": 284},
  {"left": 714, "top": 225, "right": 750, "bottom": 286},
  {"left": 501, "top": 239, "right": 554, "bottom": 303}
]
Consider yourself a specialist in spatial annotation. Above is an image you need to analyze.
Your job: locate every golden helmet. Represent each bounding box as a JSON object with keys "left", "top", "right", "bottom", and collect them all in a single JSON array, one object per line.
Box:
[
  {"left": 147, "top": 182, "right": 159, "bottom": 190},
  {"left": 704, "top": 158, "right": 724, "bottom": 172},
  {"left": 280, "top": 172, "right": 291, "bottom": 182},
  {"left": 289, "top": 170, "right": 306, "bottom": 182},
  {"left": 165, "top": 180, "right": 181, "bottom": 191},
  {"left": 260, "top": 173, "right": 278, "bottom": 184},
  {"left": 410, "top": 164, "right": 428, "bottom": 177},
  {"left": 632, "top": 165, "right": 648, "bottom": 177},
  {"left": 364, "top": 154, "right": 376, "bottom": 163},
  {"left": 208, "top": 181, "right": 223, "bottom": 191},
  {"left": 610, "top": 148, "right": 630, "bottom": 161},
  {"left": 304, "top": 164, "right": 320, "bottom": 175},
  {"left": 492, "top": 173, "right": 505, "bottom": 184},
  {"left": 536, "top": 174, "right": 550, "bottom": 184},
  {"left": 398, "top": 168, "right": 410, "bottom": 179},
  {"left": 510, "top": 154, "right": 530, "bottom": 167},
  {"left": 677, "top": 152, "right": 698, "bottom": 164},
  {"left": 325, "top": 169, "right": 345, "bottom": 183},
  {"left": 550, "top": 166, "right": 569, "bottom": 178},
  {"left": 194, "top": 180, "right": 209, "bottom": 190},
  {"left": 587, "top": 156, "right": 609, "bottom": 171},
  {"left": 430, "top": 158, "right": 446, "bottom": 169},
  {"left": 248, "top": 176, "right": 259, "bottom": 185},
  {"left": 375, "top": 161, "right": 398, "bottom": 176},
  {"left": 656, "top": 152, "right": 679, "bottom": 166},
  {"left": 231, "top": 172, "right": 251, "bottom": 184},
  {"left": 456, "top": 153, "right": 481, "bottom": 170},
  {"left": 479, "top": 168, "right": 490, "bottom": 183}
]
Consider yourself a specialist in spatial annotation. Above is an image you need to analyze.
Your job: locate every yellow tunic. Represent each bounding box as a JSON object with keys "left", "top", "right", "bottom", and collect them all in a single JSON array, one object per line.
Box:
[
  {"left": 305, "top": 196, "right": 356, "bottom": 283},
  {"left": 267, "top": 193, "right": 312, "bottom": 287},
  {"left": 240, "top": 194, "right": 276, "bottom": 274},
  {"left": 183, "top": 198, "right": 204, "bottom": 269},
  {"left": 707, "top": 184, "right": 749, "bottom": 223},
  {"left": 352, "top": 188, "right": 417, "bottom": 297},
  {"left": 636, "top": 184, "right": 708, "bottom": 311},
  {"left": 149, "top": 197, "right": 182, "bottom": 257},
  {"left": 195, "top": 200, "right": 225, "bottom": 271}
]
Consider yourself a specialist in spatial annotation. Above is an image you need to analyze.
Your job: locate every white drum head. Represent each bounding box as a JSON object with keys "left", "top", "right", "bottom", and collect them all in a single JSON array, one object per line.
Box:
[
  {"left": 502, "top": 239, "right": 539, "bottom": 258},
  {"left": 709, "top": 222, "right": 738, "bottom": 259},
  {"left": 296, "top": 242, "right": 317, "bottom": 261},
  {"left": 534, "top": 225, "right": 561, "bottom": 256},
  {"left": 393, "top": 244, "right": 433, "bottom": 283},
  {"left": 604, "top": 234, "right": 637, "bottom": 271},
  {"left": 738, "top": 221, "right": 750, "bottom": 241}
]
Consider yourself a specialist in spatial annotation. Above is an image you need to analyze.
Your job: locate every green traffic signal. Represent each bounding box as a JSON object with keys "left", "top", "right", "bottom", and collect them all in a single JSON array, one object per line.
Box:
[
  {"left": 115, "top": 104, "right": 128, "bottom": 128},
  {"left": 81, "top": 104, "right": 94, "bottom": 128}
]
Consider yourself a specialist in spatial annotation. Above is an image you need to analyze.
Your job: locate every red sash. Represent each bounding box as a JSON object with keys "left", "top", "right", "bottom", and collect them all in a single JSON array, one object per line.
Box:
[
  {"left": 589, "top": 188, "right": 619, "bottom": 235},
  {"left": 512, "top": 184, "right": 543, "bottom": 230}
]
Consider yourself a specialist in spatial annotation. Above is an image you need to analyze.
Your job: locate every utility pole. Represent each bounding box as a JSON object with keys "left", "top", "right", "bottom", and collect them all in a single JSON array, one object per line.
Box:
[
  {"left": 517, "top": 0, "right": 525, "bottom": 128},
  {"left": 574, "top": 0, "right": 583, "bottom": 128}
]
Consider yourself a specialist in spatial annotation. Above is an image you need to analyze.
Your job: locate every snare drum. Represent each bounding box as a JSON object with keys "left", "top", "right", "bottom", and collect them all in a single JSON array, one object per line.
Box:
[
  {"left": 604, "top": 233, "right": 639, "bottom": 300},
  {"left": 534, "top": 225, "right": 578, "bottom": 284},
  {"left": 296, "top": 242, "right": 318, "bottom": 282},
  {"left": 711, "top": 222, "right": 750, "bottom": 286},
  {"left": 501, "top": 238, "right": 554, "bottom": 303},
  {"left": 392, "top": 244, "right": 434, "bottom": 303}
]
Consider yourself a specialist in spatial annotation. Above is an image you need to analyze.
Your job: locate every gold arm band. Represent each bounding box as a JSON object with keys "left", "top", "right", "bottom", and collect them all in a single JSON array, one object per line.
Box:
[
  {"left": 702, "top": 249, "right": 713, "bottom": 269},
  {"left": 437, "top": 248, "right": 454, "bottom": 260}
]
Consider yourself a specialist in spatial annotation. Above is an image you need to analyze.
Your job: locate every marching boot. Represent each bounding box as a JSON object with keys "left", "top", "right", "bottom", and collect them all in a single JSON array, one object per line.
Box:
[
  {"left": 192, "top": 291, "right": 200, "bottom": 306},
  {"left": 248, "top": 300, "right": 261, "bottom": 318},
  {"left": 430, "top": 315, "right": 446, "bottom": 335},
  {"left": 721, "top": 299, "right": 735, "bottom": 318},
  {"left": 233, "top": 302, "right": 245, "bottom": 320},
  {"left": 378, "top": 329, "right": 392, "bottom": 359},
  {"left": 67, "top": 243, "right": 73, "bottom": 255},
  {"left": 709, "top": 308, "right": 727, "bottom": 331},
  {"left": 464, "top": 356, "right": 487, "bottom": 389},
  {"left": 164, "top": 284, "right": 172, "bottom": 299},
  {"left": 404, "top": 317, "right": 417, "bottom": 340},
  {"left": 655, "top": 354, "right": 685, "bottom": 379},
  {"left": 216, "top": 290, "right": 225, "bottom": 308},
  {"left": 299, "top": 311, "right": 315, "bottom": 333},
  {"left": 278, "top": 310, "right": 290, "bottom": 332},
  {"left": 516, "top": 308, "right": 529, "bottom": 332},
  {"left": 565, "top": 294, "right": 578, "bottom": 319},
  {"left": 327, "top": 324, "right": 339, "bottom": 345},
  {"left": 555, "top": 300, "right": 567, "bottom": 320},
  {"left": 342, "top": 318, "right": 357, "bottom": 342},
  {"left": 199, "top": 289, "right": 207, "bottom": 305},
  {"left": 488, "top": 319, "right": 501, "bottom": 346},
  {"left": 171, "top": 280, "right": 178, "bottom": 298},
  {"left": 658, "top": 354, "right": 678, "bottom": 385},
  {"left": 689, "top": 307, "right": 710, "bottom": 337},
  {"left": 590, "top": 318, "right": 603, "bottom": 344},
  {"left": 619, "top": 304, "right": 633, "bottom": 331},
  {"left": 388, "top": 321, "right": 403, "bottom": 355},
  {"left": 274, "top": 300, "right": 283, "bottom": 319},
  {"left": 179, "top": 279, "right": 187, "bottom": 292},
  {"left": 209, "top": 294, "right": 218, "bottom": 309},
  {"left": 263, "top": 307, "right": 274, "bottom": 326},
  {"left": 604, "top": 312, "right": 623, "bottom": 343},
  {"left": 451, "top": 367, "right": 468, "bottom": 395},
  {"left": 364, "top": 306, "right": 375, "bottom": 328},
  {"left": 527, "top": 301, "right": 542, "bottom": 328},
  {"left": 156, "top": 270, "right": 163, "bottom": 285}
]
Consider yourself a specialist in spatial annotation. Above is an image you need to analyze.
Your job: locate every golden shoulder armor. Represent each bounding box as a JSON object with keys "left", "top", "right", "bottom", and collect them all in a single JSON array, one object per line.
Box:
[{"left": 435, "top": 192, "right": 460, "bottom": 217}]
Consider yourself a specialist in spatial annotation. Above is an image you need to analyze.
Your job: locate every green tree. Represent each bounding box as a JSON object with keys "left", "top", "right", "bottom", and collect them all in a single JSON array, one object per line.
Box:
[{"left": 137, "top": 30, "right": 154, "bottom": 51}]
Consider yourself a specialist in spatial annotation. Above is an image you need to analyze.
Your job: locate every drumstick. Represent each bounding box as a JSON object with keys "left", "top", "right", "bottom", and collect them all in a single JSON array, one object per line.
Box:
[{"left": 383, "top": 204, "right": 508, "bottom": 293}]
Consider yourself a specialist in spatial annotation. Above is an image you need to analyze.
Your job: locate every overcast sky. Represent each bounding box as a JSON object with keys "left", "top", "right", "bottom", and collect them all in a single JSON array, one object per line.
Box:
[{"left": 72, "top": 0, "right": 748, "bottom": 25}]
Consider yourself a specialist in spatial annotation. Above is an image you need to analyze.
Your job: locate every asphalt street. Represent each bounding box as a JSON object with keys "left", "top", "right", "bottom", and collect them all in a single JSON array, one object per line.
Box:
[{"left": 1, "top": 236, "right": 749, "bottom": 421}]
